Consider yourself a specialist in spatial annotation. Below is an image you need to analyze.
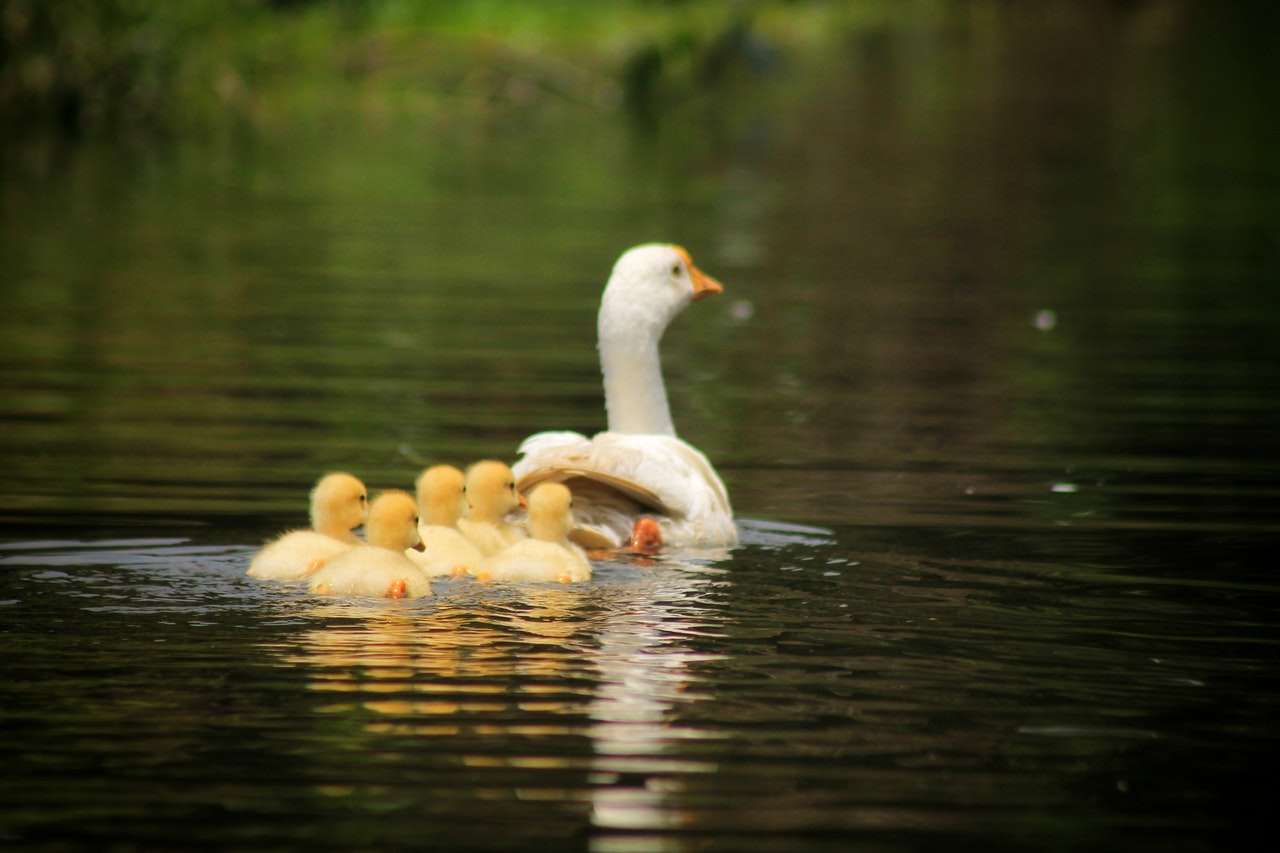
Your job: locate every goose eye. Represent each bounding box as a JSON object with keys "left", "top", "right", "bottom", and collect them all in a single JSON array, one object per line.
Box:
[{"left": 671, "top": 263, "right": 682, "bottom": 277}]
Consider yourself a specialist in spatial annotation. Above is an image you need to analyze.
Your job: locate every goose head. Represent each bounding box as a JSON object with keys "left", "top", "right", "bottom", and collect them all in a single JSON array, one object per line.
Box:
[
  {"left": 415, "top": 464, "right": 467, "bottom": 527},
  {"left": 598, "top": 244, "right": 724, "bottom": 436},
  {"left": 600, "top": 244, "right": 723, "bottom": 341},
  {"left": 526, "top": 482, "right": 575, "bottom": 543},
  {"left": 309, "top": 472, "right": 369, "bottom": 539},
  {"left": 464, "top": 460, "right": 525, "bottom": 522},
  {"left": 365, "top": 490, "right": 423, "bottom": 552}
]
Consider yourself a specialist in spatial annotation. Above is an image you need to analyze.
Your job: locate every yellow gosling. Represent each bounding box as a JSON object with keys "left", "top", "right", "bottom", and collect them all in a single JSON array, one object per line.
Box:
[
  {"left": 457, "top": 460, "right": 527, "bottom": 558},
  {"left": 308, "top": 490, "right": 432, "bottom": 599},
  {"left": 406, "top": 464, "right": 487, "bottom": 577},
  {"left": 478, "top": 483, "right": 592, "bottom": 584},
  {"left": 247, "top": 472, "right": 369, "bottom": 580}
]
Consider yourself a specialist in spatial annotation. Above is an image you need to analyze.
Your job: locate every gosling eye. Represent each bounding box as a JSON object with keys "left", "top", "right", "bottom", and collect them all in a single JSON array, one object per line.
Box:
[{"left": 670, "top": 262, "right": 682, "bottom": 278}]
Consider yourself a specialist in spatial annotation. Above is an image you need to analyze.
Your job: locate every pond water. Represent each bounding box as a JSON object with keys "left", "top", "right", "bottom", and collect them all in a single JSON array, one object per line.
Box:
[{"left": 2, "top": 4, "right": 1277, "bottom": 851}]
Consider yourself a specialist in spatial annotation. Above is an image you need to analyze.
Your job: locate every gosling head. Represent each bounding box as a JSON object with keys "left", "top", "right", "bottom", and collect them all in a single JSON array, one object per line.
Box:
[
  {"left": 526, "top": 482, "right": 575, "bottom": 543},
  {"left": 464, "top": 460, "right": 525, "bottom": 521},
  {"left": 415, "top": 464, "right": 467, "bottom": 527},
  {"left": 365, "top": 490, "right": 422, "bottom": 552},
  {"left": 310, "top": 472, "right": 369, "bottom": 535}
]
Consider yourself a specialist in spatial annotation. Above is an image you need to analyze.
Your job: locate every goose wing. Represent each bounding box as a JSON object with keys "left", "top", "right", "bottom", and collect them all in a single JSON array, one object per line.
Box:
[{"left": 514, "top": 431, "right": 733, "bottom": 531}]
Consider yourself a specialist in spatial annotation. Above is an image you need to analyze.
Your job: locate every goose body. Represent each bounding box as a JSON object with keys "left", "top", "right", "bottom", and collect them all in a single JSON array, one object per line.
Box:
[
  {"left": 480, "top": 483, "right": 592, "bottom": 583},
  {"left": 248, "top": 472, "right": 369, "bottom": 579},
  {"left": 512, "top": 244, "right": 737, "bottom": 550},
  {"left": 309, "top": 490, "right": 433, "bottom": 599},
  {"left": 406, "top": 464, "right": 486, "bottom": 577},
  {"left": 457, "top": 460, "right": 528, "bottom": 558}
]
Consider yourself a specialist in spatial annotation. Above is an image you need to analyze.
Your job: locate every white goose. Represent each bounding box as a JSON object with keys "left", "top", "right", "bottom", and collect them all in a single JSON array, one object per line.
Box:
[{"left": 512, "top": 244, "right": 737, "bottom": 551}]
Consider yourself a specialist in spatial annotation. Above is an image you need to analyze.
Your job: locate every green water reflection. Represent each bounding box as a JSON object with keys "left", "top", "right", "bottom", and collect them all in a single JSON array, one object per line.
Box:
[{"left": 1, "top": 2, "right": 1276, "bottom": 539}]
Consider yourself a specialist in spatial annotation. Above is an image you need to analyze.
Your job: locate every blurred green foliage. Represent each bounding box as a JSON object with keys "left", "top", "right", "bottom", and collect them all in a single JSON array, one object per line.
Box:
[
  {"left": 0, "top": 0, "right": 876, "bottom": 136},
  {"left": 1, "top": 0, "right": 252, "bottom": 132}
]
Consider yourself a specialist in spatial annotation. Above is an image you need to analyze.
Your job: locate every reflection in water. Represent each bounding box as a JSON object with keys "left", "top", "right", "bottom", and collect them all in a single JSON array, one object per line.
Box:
[
  {"left": 280, "top": 557, "right": 732, "bottom": 836},
  {"left": 0, "top": 509, "right": 1274, "bottom": 851},
  {"left": 584, "top": 570, "right": 728, "bottom": 835}
]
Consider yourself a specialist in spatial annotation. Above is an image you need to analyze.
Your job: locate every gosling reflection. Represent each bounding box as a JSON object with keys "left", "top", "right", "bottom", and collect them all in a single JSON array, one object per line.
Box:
[
  {"left": 285, "top": 584, "right": 606, "bottom": 730},
  {"left": 277, "top": 556, "right": 731, "bottom": 832}
]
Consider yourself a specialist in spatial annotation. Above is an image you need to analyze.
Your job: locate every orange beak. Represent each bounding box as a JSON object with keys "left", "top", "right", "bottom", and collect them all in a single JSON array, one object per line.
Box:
[
  {"left": 516, "top": 492, "right": 528, "bottom": 511},
  {"left": 675, "top": 246, "right": 724, "bottom": 302}
]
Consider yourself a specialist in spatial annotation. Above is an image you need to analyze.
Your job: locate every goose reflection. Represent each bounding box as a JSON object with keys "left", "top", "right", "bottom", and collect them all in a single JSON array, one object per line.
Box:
[
  {"left": 275, "top": 554, "right": 732, "bottom": 835},
  {"left": 581, "top": 564, "right": 731, "bottom": 834}
]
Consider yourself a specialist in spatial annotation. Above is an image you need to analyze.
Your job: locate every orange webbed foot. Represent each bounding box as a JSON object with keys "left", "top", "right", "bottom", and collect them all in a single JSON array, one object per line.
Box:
[
  {"left": 303, "top": 558, "right": 326, "bottom": 577},
  {"left": 628, "top": 517, "right": 663, "bottom": 554},
  {"left": 387, "top": 579, "right": 407, "bottom": 599}
]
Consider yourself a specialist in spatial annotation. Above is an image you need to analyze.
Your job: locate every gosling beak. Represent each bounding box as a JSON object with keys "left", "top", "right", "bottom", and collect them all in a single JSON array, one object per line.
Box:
[
  {"left": 412, "top": 541, "right": 426, "bottom": 552},
  {"left": 516, "top": 493, "right": 528, "bottom": 511}
]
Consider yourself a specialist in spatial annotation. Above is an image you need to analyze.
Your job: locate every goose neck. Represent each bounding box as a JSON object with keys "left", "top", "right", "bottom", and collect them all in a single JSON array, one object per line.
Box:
[{"left": 599, "top": 328, "right": 676, "bottom": 436}]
